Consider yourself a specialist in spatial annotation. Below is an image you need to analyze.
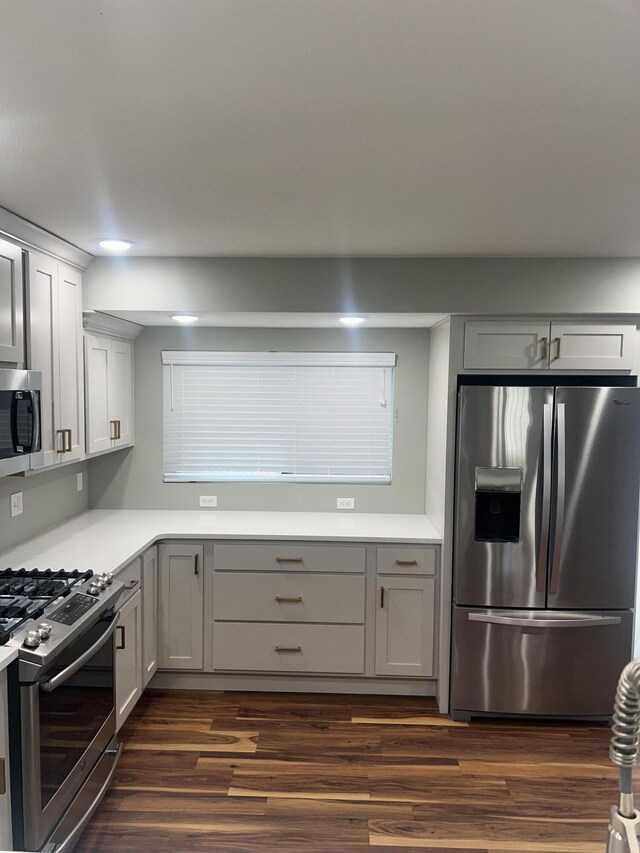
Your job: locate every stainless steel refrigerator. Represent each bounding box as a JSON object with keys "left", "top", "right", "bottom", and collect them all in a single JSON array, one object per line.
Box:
[{"left": 451, "top": 384, "right": 640, "bottom": 721}]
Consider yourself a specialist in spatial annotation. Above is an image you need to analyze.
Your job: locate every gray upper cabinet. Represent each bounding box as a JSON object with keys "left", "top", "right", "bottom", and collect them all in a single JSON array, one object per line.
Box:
[
  {"left": 84, "top": 333, "right": 133, "bottom": 454},
  {"left": 0, "top": 238, "right": 24, "bottom": 364},
  {"left": 464, "top": 320, "right": 636, "bottom": 372}
]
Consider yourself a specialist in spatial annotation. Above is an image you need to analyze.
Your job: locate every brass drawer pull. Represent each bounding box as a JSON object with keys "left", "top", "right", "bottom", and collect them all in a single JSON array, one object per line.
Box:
[
  {"left": 124, "top": 579, "right": 139, "bottom": 590},
  {"left": 540, "top": 336, "right": 548, "bottom": 361},
  {"left": 554, "top": 336, "right": 562, "bottom": 360},
  {"left": 274, "top": 646, "right": 302, "bottom": 653},
  {"left": 275, "top": 556, "right": 304, "bottom": 563},
  {"left": 275, "top": 596, "right": 303, "bottom": 603},
  {"left": 65, "top": 428, "right": 72, "bottom": 452},
  {"left": 395, "top": 559, "right": 418, "bottom": 566},
  {"left": 116, "top": 625, "right": 126, "bottom": 650}
]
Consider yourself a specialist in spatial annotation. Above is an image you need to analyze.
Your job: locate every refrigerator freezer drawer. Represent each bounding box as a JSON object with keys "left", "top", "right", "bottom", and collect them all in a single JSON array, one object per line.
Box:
[{"left": 451, "top": 606, "right": 633, "bottom": 719}]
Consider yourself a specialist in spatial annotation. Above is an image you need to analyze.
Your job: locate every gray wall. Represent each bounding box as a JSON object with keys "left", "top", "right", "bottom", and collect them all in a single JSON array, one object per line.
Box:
[
  {"left": 0, "top": 461, "right": 89, "bottom": 553},
  {"left": 85, "top": 256, "right": 640, "bottom": 315},
  {"left": 89, "top": 327, "right": 429, "bottom": 514}
]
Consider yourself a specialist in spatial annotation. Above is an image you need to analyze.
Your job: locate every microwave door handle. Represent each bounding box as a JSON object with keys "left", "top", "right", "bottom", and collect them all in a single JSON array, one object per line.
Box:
[
  {"left": 39, "top": 614, "right": 120, "bottom": 693},
  {"left": 28, "top": 391, "right": 41, "bottom": 453},
  {"left": 9, "top": 392, "right": 19, "bottom": 453}
]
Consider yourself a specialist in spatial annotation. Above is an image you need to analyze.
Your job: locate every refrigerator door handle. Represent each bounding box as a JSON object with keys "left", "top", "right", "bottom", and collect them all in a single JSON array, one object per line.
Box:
[
  {"left": 549, "top": 401, "right": 566, "bottom": 595},
  {"left": 537, "top": 401, "right": 553, "bottom": 593},
  {"left": 468, "top": 611, "right": 621, "bottom": 629}
]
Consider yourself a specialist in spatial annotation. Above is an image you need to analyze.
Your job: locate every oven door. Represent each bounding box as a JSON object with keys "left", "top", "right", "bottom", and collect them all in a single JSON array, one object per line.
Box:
[
  {"left": 19, "top": 612, "right": 118, "bottom": 851},
  {"left": 0, "top": 369, "right": 42, "bottom": 476}
]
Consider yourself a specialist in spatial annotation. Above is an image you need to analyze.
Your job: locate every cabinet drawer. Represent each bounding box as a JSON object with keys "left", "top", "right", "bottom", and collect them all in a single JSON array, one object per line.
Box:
[
  {"left": 117, "top": 556, "right": 142, "bottom": 604},
  {"left": 376, "top": 547, "right": 437, "bottom": 575},
  {"left": 212, "top": 623, "right": 364, "bottom": 673},
  {"left": 213, "top": 543, "right": 365, "bottom": 574},
  {"left": 214, "top": 573, "right": 365, "bottom": 623}
]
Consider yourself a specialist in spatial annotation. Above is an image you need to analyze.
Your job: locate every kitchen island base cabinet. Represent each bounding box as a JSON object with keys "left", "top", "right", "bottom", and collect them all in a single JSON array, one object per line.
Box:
[
  {"left": 158, "top": 544, "right": 204, "bottom": 670},
  {"left": 375, "top": 577, "right": 436, "bottom": 677},
  {"left": 115, "top": 588, "right": 142, "bottom": 731}
]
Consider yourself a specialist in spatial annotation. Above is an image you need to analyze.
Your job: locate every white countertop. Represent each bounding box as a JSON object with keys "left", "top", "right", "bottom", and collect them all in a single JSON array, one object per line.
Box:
[
  {"left": 0, "top": 647, "right": 18, "bottom": 673},
  {"left": 0, "top": 510, "right": 441, "bottom": 579}
]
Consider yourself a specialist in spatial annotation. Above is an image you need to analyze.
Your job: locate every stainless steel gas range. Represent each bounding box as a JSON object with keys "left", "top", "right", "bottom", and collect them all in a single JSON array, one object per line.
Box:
[{"left": 2, "top": 568, "right": 124, "bottom": 852}]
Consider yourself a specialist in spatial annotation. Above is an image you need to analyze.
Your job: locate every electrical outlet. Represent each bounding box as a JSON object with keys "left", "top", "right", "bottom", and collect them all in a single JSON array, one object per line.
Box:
[
  {"left": 77, "top": 472, "right": 83, "bottom": 491},
  {"left": 199, "top": 495, "right": 218, "bottom": 508},
  {"left": 10, "top": 492, "right": 23, "bottom": 518},
  {"left": 337, "top": 497, "right": 355, "bottom": 510}
]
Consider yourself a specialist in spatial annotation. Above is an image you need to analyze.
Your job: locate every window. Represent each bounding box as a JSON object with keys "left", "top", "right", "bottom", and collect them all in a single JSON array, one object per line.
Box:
[{"left": 162, "top": 351, "right": 395, "bottom": 483}]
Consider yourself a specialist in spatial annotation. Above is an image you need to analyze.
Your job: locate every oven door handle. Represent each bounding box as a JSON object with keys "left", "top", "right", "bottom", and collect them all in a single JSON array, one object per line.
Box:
[{"left": 40, "top": 613, "right": 120, "bottom": 693}]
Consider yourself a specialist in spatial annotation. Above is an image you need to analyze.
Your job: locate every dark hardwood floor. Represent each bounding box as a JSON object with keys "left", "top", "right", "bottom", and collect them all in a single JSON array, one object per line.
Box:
[{"left": 75, "top": 690, "right": 621, "bottom": 852}]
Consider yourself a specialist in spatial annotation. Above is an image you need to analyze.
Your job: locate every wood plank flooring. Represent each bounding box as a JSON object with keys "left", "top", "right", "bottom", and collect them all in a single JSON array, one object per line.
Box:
[{"left": 75, "top": 690, "right": 622, "bottom": 852}]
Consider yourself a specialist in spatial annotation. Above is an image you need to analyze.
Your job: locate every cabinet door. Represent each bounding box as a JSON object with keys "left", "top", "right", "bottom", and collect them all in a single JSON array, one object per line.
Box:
[
  {"left": 0, "top": 238, "right": 23, "bottom": 364},
  {"left": 54, "top": 264, "right": 84, "bottom": 460},
  {"left": 115, "top": 589, "right": 143, "bottom": 731},
  {"left": 84, "top": 333, "right": 112, "bottom": 454},
  {"left": 142, "top": 546, "right": 158, "bottom": 687},
  {"left": 463, "top": 321, "right": 551, "bottom": 370},
  {"left": 375, "top": 577, "right": 435, "bottom": 677},
  {"left": 0, "top": 670, "right": 12, "bottom": 848},
  {"left": 27, "top": 253, "right": 57, "bottom": 465},
  {"left": 548, "top": 323, "right": 636, "bottom": 371},
  {"left": 109, "top": 338, "right": 133, "bottom": 446},
  {"left": 158, "top": 544, "right": 204, "bottom": 670}
]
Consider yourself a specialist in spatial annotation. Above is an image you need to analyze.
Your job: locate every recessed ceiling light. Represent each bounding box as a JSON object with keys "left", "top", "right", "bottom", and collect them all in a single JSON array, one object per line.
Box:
[
  {"left": 339, "top": 316, "right": 366, "bottom": 327},
  {"left": 171, "top": 314, "right": 199, "bottom": 324},
  {"left": 98, "top": 239, "right": 134, "bottom": 252}
]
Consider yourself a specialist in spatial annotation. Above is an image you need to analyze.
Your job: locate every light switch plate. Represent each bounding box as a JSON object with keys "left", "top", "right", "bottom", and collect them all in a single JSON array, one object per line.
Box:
[
  {"left": 199, "top": 495, "right": 218, "bottom": 508},
  {"left": 10, "top": 492, "right": 23, "bottom": 518},
  {"left": 77, "top": 472, "right": 83, "bottom": 491},
  {"left": 337, "top": 497, "right": 355, "bottom": 510}
]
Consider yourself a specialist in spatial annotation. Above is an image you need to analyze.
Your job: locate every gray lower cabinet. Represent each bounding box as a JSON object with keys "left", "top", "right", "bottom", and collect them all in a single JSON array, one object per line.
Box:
[
  {"left": 158, "top": 543, "right": 204, "bottom": 670},
  {"left": 375, "top": 576, "right": 436, "bottom": 677},
  {"left": 115, "top": 588, "right": 143, "bottom": 730},
  {"left": 142, "top": 546, "right": 158, "bottom": 686}
]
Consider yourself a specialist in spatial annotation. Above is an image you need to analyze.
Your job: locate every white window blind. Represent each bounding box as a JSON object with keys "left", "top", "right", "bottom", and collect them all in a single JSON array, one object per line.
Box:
[{"left": 162, "top": 351, "right": 395, "bottom": 483}]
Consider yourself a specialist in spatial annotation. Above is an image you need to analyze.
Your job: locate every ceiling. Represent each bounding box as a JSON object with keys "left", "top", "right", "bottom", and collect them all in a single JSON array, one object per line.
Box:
[
  {"left": 106, "top": 311, "right": 446, "bottom": 328},
  {"left": 3, "top": 1, "right": 640, "bottom": 257}
]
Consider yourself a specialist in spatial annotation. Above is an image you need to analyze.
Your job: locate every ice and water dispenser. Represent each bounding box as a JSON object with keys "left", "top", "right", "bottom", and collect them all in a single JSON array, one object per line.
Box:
[{"left": 474, "top": 467, "right": 523, "bottom": 543}]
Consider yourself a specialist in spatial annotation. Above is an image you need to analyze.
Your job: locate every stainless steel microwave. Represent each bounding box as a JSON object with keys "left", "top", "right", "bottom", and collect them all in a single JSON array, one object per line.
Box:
[{"left": 0, "top": 369, "right": 43, "bottom": 476}]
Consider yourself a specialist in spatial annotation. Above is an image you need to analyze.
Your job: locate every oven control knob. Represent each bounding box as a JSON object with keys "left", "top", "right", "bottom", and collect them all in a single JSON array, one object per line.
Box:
[
  {"left": 36, "top": 623, "right": 52, "bottom": 640},
  {"left": 104, "top": 572, "right": 114, "bottom": 586},
  {"left": 97, "top": 576, "right": 107, "bottom": 590},
  {"left": 87, "top": 583, "right": 101, "bottom": 596},
  {"left": 23, "top": 630, "right": 41, "bottom": 648}
]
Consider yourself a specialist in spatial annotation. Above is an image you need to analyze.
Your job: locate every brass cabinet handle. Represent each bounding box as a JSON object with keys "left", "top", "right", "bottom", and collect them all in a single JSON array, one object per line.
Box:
[
  {"left": 275, "top": 596, "right": 303, "bottom": 603},
  {"left": 124, "top": 579, "right": 139, "bottom": 590},
  {"left": 116, "top": 625, "right": 126, "bottom": 650},
  {"left": 554, "top": 336, "right": 562, "bottom": 360},
  {"left": 110, "top": 420, "right": 118, "bottom": 440},
  {"left": 274, "top": 646, "right": 302, "bottom": 653},
  {"left": 116, "top": 419, "right": 121, "bottom": 439},
  {"left": 395, "top": 559, "right": 418, "bottom": 566},
  {"left": 380, "top": 586, "right": 385, "bottom": 608},
  {"left": 65, "top": 429, "right": 72, "bottom": 452},
  {"left": 275, "top": 556, "right": 304, "bottom": 563},
  {"left": 540, "top": 336, "right": 548, "bottom": 362},
  {"left": 56, "top": 429, "right": 66, "bottom": 453}
]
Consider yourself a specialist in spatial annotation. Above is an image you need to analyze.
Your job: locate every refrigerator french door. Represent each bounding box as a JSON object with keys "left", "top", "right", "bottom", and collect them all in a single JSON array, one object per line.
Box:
[{"left": 451, "top": 385, "right": 640, "bottom": 720}]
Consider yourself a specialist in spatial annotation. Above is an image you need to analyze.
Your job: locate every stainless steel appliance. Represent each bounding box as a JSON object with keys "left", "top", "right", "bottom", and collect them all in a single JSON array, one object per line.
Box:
[
  {"left": 0, "top": 368, "right": 43, "bottom": 476},
  {"left": 451, "top": 384, "right": 640, "bottom": 721},
  {"left": 3, "top": 568, "right": 124, "bottom": 852}
]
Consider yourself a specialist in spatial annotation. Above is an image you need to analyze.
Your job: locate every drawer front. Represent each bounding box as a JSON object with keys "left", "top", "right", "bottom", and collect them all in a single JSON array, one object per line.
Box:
[
  {"left": 117, "top": 556, "right": 142, "bottom": 603},
  {"left": 213, "top": 573, "right": 365, "bottom": 624},
  {"left": 213, "top": 543, "right": 365, "bottom": 574},
  {"left": 376, "top": 547, "right": 437, "bottom": 576},
  {"left": 212, "top": 623, "right": 365, "bottom": 673}
]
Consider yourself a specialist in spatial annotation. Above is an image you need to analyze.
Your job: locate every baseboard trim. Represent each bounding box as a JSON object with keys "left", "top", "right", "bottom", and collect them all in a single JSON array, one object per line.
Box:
[{"left": 149, "top": 671, "right": 437, "bottom": 696}]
